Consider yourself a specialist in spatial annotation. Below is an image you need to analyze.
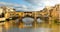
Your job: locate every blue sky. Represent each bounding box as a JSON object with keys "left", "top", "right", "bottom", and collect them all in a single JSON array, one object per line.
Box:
[
  {"left": 0, "top": 0, "right": 60, "bottom": 11},
  {"left": 0, "top": 0, "right": 29, "bottom": 6},
  {"left": 0, "top": 0, "right": 42, "bottom": 6}
]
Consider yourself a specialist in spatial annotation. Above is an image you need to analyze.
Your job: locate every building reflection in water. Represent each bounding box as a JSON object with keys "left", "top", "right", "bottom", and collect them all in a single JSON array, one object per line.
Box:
[
  {"left": 2, "top": 17, "right": 53, "bottom": 32},
  {"left": 6, "top": 27, "right": 52, "bottom": 32}
]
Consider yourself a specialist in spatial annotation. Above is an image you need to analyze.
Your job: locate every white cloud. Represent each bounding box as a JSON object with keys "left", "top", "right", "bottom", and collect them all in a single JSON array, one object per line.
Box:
[
  {"left": 0, "top": 0, "right": 60, "bottom": 11},
  {"left": 0, "top": 1, "right": 47, "bottom": 11},
  {"left": 0, "top": 2, "right": 40, "bottom": 11},
  {"left": 0, "top": 2, "right": 21, "bottom": 7},
  {"left": 0, "top": 2, "right": 32, "bottom": 11},
  {"left": 25, "top": 0, "right": 60, "bottom": 6},
  {"left": 25, "top": 0, "right": 60, "bottom": 11}
]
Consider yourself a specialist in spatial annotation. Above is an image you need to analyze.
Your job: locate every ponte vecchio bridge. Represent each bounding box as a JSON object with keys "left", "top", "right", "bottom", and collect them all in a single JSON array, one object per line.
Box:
[{"left": 0, "top": 5, "right": 60, "bottom": 32}]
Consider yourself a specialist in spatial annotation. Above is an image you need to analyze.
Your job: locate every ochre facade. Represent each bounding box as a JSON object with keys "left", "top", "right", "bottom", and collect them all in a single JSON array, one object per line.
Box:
[{"left": 0, "top": 4, "right": 60, "bottom": 32}]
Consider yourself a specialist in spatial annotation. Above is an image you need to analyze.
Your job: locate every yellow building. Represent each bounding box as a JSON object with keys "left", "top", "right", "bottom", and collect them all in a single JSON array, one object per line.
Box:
[{"left": 0, "top": 4, "right": 60, "bottom": 32}]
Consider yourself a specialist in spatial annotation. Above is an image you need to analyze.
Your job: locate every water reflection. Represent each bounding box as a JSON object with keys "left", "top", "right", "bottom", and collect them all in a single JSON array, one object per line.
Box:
[
  {"left": 6, "top": 27, "right": 52, "bottom": 32},
  {"left": 37, "top": 18, "right": 43, "bottom": 23},
  {"left": 2, "top": 17, "right": 52, "bottom": 32}
]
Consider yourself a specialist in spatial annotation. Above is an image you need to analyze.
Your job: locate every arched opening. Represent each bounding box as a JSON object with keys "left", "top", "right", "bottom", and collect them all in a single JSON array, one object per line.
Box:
[{"left": 21, "top": 15, "right": 34, "bottom": 27}]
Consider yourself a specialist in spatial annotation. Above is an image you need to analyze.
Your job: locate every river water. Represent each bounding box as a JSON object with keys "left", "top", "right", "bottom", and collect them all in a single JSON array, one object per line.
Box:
[
  {"left": 2, "top": 17, "right": 52, "bottom": 32},
  {"left": 2, "top": 27, "right": 52, "bottom": 32}
]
